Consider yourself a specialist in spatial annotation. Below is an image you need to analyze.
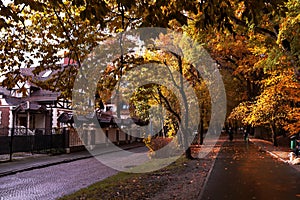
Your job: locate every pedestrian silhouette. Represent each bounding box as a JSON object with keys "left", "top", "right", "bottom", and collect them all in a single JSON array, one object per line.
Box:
[{"left": 244, "top": 129, "right": 249, "bottom": 142}]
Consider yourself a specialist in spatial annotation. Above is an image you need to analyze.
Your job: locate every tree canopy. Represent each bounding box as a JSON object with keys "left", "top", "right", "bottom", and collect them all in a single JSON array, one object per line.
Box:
[{"left": 1, "top": 0, "right": 299, "bottom": 146}]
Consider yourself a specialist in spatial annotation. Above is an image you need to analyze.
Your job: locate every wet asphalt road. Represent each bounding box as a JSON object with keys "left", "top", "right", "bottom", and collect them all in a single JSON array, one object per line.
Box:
[
  {"left": 200, "top": 138, "right": 300, "bottom": 200},
  {"left": 0, "top": 147, "right": 147, "bottom": 200}
]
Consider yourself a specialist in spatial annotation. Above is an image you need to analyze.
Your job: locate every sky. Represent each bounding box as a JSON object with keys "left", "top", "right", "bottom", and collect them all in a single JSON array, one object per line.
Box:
[{"left": 2, "top": 0, "right": 13, "bottom": 6}]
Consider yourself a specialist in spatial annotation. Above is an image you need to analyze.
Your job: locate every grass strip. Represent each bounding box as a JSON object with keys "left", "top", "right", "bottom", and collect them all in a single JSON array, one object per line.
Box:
[{"left": 59, "top": 156, "right": 188, "bottom": 200}]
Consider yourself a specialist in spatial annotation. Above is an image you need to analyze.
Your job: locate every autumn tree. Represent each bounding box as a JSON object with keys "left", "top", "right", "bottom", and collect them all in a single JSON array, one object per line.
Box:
[
  {"left": 1, "top": 0, "right": 299, "bottom": 147},
  {"left": 0, "top": 0, "right": 199, "bottom": 94},
  {"left": 192, "top": 0, "right": 300, "bottom": 142}
]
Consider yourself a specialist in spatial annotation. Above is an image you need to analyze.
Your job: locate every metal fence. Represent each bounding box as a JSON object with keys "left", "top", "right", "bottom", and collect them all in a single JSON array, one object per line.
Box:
[
  {"left": 0, "top": 126, "right": 142, "bottom": 161},
  {"left": 0, "top": 128, "right": 72, "bottom": 161}
]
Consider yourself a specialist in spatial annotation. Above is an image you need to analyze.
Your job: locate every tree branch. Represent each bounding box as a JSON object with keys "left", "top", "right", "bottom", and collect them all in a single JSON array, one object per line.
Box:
[
  {"left": 157, "top": 87, "right": 181, "bottom": 124},
  {"left": 231, "top": 16, "right": 277, "bottom": 39}
]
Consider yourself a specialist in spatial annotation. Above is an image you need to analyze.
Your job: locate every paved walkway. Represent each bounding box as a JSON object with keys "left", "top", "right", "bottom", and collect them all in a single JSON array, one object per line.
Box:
[
  {"left": 0, "top": 142, "right": 144, "bottom": 177},
  {"left": 200, "top": 138, "right": 300, "bottom": 199},
  {"left": 250, "top": 137, "right": 300, "bottom": 172}
]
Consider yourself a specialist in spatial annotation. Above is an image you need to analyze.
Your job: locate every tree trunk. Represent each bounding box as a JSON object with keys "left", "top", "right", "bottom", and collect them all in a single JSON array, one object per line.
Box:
[
  {"left": 199, "top": 118, "right": 204, "bottom": 145},
  {"left": 270, "top": 123, "right": 278, "bottom": 147},
  {"left": 180, "top": 128, "right": 194, "bottom": 159},
  {"left": 185, "top": 147, "right": 194, "bottom": 159}
]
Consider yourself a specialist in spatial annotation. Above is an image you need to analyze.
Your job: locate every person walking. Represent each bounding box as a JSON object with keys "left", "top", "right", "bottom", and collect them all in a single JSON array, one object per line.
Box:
[{"left": 244, "top": 128, "right": 249, "bottom": 142}]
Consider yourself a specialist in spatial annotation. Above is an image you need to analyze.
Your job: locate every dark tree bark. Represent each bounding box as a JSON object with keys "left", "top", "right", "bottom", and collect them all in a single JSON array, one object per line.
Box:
[
  {"left": 185, "top": 147, "right": 194, "bottom": 160},
  {"left": 270, "top": 122, "right": 278, "bottom": 147}
]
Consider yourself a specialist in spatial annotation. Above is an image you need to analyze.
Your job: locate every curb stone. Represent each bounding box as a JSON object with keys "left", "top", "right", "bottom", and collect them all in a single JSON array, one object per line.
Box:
[
  {"left": 259, "top": 148, "right": 300, "bottom": 172},
  {"left": 250, "top": 138, "right": 300, "bottom": 172},
  {"left": 197, "top": 139, "right": 225, "bottom": 199}
]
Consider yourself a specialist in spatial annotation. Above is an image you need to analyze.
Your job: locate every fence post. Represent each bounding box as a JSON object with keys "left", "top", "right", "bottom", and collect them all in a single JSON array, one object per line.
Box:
[
  {"left": 125, "top": 131, "right": 129, "bottom": 144},
  {"left": 105, "top": 128, "right": 109, "bottom": 147},
  {"left": 50, "top": 128, "right": 53, "bottom": 152},
  {"left": 129, "top": 130, "right": 132, "bottom": 143},
  {"left": 9, "top": 128, "right": 14, "bottom": 162},
  {"left": 63, "top": 128, "right": 70, "bottom": 153},
  {"left": 116, "top": 128, "right": 120, "bottom": 145},
  {"left": 90, "top": 129, "right": 95, "bottom": 145},
  {"left": 83, "top": 125, "right": 88, "bottom": 146},
  {"left": 31, "top": 134, "right": 34, "bottom": 155}
]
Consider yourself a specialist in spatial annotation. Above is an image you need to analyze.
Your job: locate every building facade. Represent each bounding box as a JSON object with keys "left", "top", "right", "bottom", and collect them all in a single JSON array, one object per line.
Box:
[{"left": 0, "top": 67, "right": 72, "bottom": 136}]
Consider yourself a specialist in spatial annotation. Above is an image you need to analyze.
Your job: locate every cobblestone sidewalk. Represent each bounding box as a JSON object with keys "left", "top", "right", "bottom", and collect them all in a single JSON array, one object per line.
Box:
[{"left": 0, "top": 142, "right": 144, "bottom": 177}]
